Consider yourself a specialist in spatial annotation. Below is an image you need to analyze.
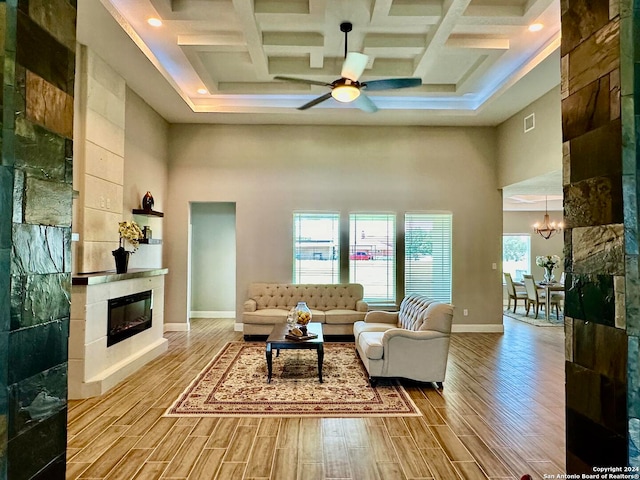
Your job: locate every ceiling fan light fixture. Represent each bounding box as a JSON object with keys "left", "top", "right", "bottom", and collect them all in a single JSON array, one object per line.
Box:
[{"left": 332, "top": 84, "right": 360, "bottom": 103}]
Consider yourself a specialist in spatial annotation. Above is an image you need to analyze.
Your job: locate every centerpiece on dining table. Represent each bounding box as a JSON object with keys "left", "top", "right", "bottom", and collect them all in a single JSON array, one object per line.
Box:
[{"left": 536, "top": 254, "right": 561, "bottom": 284}]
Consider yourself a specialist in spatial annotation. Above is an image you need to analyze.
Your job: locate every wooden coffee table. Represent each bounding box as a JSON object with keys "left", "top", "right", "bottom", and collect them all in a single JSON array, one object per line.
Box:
[{"left": 265, "top": 322, "right": 324, "bottom": 383}]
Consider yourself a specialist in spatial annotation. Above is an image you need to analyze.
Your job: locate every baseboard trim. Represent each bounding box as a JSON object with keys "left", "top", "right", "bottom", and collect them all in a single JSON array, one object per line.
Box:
[
  {"left": 164, "top": 322, "right": 190, "bottom": 332},
  {"left": 452, "top": 324, "right": 504, "bottom": 333},
  {"left": 190, "top": 311, "right": 236, "bottom": 319}
]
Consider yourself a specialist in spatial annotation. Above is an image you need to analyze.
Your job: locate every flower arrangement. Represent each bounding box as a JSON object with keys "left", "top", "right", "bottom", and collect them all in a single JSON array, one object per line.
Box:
[
  {"left": 535, "top": 255, "right": 561, "bottom": 269},
  {"left": 118, "top": 220, "right": 144, "bottom": 251},
  {"left": 536, "top": 254, "right": 561, "bottom": 283}
]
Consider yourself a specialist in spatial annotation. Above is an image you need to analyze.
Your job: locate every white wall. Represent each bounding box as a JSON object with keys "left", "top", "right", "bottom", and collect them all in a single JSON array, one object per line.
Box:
[
  {"left": 73, "top": 46, "right": 126, "bottom": 274},
  {"left": 164, "top": 124, "right": 503, "bottom": 329},
  {"left": 497, "top": 86, "right": 562, "bottom": 188},
  {"left": 123, "top": 88, "right": 169, "bottom": 270},
  {"left": 190, "top": 202, "right": 236, "bottom": 314}
]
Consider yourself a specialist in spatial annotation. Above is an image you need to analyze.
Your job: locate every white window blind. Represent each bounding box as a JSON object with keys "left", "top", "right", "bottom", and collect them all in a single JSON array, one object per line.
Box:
[
  {"left": 293, "top": 213, "right": 340, "bottom": 284},
  {"left": 349, "top": 213, "right": 396, "bottom": 304},
  {"left": 404, "top": 213, "right": 452, "bottom": 303}
]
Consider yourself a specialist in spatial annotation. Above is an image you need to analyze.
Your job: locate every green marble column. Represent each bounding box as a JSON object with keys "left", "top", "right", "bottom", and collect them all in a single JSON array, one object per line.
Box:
[
  {"left": 623, "top": 0, "right": 640, "bottom": 467},
  {"left": 562, "top": 0, "right": 640, "bottom": 470},
  {"left": 0, "top": 1, "right": 76, "bottom": 479}
]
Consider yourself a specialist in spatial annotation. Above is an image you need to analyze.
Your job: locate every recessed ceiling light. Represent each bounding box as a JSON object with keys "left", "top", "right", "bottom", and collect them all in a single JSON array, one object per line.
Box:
[
  {"left": 147, "top": 18, "right": 163, "bottom": 27},
  {"left": 528, "top": 23, "right": 544, "bottom": 32},
  {"left": 197, "top": 88, "right": 208, "bottom": 95}
]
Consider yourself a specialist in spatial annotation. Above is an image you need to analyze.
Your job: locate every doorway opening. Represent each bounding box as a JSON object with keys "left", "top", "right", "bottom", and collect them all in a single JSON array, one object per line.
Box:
[{"left": 189, "top": 202, "right": 237, "bottom": 320}]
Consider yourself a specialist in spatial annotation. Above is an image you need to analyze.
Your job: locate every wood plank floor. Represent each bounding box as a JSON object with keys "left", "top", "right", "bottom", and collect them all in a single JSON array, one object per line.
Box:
[{"left": 66, "top": 317, "right": 566, "bottom": 480}]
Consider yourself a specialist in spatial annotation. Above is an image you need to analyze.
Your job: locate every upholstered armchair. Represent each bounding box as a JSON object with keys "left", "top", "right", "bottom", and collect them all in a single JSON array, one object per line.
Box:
[{"left": 353, "top": 295, "right": 454, "bottom": 387}]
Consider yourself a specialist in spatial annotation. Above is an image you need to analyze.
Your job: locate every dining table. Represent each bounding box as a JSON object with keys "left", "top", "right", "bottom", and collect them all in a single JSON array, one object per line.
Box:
[{"left": 538, "top": 281, "right": 564, "bottom": 321}]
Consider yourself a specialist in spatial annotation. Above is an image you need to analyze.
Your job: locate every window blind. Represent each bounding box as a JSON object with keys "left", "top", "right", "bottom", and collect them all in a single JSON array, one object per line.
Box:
[{"left": 404, "top": 213, "right": 452, "bottom": 303}]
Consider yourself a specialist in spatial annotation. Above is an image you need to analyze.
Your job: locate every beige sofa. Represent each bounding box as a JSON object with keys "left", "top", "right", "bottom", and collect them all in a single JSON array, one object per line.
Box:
[
  {"left": 353, "top": 294, "right": 454, "bottom": 387},
  {"left": 242, "top": 283, "right": 368, "bottom": 336}
]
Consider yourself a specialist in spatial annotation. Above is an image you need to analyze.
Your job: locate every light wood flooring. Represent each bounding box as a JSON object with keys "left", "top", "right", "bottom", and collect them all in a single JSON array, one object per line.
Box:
[{"left": 66, "top": 317, "right": 566, "bottom": 480}]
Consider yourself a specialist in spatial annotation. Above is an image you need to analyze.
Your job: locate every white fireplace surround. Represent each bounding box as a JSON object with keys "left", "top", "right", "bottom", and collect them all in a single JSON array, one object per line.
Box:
[{"left": 70, "top": 268, "right": 168, "bottom": 399}]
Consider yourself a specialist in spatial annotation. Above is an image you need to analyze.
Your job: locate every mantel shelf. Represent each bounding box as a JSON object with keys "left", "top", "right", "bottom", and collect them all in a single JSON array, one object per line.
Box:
[{"left": 132, "top": 209, "right": 164, "bottom": 217}]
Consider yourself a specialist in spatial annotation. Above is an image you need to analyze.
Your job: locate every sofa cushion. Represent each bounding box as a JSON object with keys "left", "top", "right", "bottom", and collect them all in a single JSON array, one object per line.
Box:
[
  {"left": 309, "top": 310, "right": 326, "bottom": 323},
  {"left": 243, "top": 309, "right": 288, "bottom": 324},
  {"left": 243, "top": 309, "right": 327, "bottom": 324},
  {"left": 324, "top": 309, "right": 366, "bottom": 325},
  {"left": 353, "top": 321, "right": 395, "bottom": 341},
  {"left": 357, "top": 332, "right": 385, "bottom": 360}
]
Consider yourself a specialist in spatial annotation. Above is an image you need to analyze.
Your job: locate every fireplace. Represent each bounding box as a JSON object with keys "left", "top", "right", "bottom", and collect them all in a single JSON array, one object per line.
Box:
[{"left": 107, "top": 290, "right": 153, "bottom": 347}]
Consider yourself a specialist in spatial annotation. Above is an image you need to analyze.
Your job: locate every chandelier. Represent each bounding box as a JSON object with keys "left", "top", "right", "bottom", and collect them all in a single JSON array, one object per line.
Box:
[{"left": 533, "top": 196, "right": 563, "bottom": 239}]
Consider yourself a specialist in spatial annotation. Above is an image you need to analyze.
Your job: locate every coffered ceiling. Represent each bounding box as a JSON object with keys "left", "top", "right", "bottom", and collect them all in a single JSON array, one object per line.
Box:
[{"left": 78, "top": 0, "right": 561, "bottom": 126}]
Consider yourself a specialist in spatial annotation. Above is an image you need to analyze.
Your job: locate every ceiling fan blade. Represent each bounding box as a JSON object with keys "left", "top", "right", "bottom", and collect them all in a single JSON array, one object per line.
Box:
[
  {"left": 297, "top": 92, "right": 333, "bottom": 110},
  {"left": 274, "top": 76, "right": 332, "bottom": 87},
  {"left": 352, "top": 93, "right": 378, "bottom": 113},
  {"left": 341, "top": 52, "right": 369, "bottom": 81},
  {"left": 362, "top": 78, "right": 422, "bottom": 91}
]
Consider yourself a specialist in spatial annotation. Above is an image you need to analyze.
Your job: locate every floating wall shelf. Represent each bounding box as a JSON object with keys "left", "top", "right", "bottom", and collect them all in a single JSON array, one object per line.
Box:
[
  {"left": 132, "top": 209, "right": 164, "bottom": 217},
  {"left": 139, "top": 238, "right": 162, "bottom": 245}
]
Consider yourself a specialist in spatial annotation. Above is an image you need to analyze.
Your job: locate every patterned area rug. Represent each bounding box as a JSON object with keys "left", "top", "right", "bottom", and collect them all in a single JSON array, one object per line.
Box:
[
  {"left": 165, "top": 342, "right": 421, "bottom": 417},
  {"left": 503, "top": 306, "right": 564, "bottom": 327}
]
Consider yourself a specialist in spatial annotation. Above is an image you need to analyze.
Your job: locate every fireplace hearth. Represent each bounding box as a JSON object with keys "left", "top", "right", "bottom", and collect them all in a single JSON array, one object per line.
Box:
[{"left": 108, "top": 290, "right": 153, "bottom": 346}]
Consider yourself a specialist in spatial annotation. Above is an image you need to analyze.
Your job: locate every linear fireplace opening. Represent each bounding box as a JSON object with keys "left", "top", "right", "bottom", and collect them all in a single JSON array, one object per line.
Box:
[{"left": 107, "top": 290, "right": 153, "bottom": 347}]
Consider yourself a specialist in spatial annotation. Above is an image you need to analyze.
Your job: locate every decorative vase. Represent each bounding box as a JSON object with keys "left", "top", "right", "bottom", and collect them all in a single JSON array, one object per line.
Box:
[
  {"left": 112, "top": 247, "right": 130, "bottom": 274},
  {"left": 543, "top": 266, "right": 555, "bottom": 284},
  {"left": 142, "top": 191, "right": 154, "bottom": 211},
  {"left": 295, "top": 301, "right": 312, "bottom": 326}
]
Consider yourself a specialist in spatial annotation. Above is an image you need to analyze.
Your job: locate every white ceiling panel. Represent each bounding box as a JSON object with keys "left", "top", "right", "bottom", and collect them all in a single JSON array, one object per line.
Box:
[{"left": 79, "top": 0, "right": 561, "bottom": 126}]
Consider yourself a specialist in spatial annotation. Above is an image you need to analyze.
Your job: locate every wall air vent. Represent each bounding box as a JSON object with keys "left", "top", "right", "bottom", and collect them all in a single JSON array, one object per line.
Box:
[{"left": 524, "top": 113, "right": 535, "bottom": 132}]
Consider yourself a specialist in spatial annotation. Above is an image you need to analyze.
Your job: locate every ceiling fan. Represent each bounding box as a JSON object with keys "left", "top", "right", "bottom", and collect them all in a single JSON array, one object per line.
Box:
[{"left": 274, "top": 22, "right": 422, "bottom": 112}]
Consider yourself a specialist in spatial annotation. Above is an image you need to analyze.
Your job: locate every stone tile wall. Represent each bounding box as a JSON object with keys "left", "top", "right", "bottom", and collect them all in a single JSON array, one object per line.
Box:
[
  {"left": 561, "top": 0, "right": 637, "bottom": 470},
  {"left": 0, "top": 1, "right": 76, "bottom": 478}
]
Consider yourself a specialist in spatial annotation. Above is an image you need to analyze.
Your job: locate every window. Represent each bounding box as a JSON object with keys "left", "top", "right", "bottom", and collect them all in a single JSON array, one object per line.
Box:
[
  {"left": 502, "top": 234, "right": 531, "bottom": 282},
  {"left": 293, "top": 213, "right": 340, "bottom": 283},
  {"left": 349, "top": 213, "right": 396, "bottom": 304},
  {"left": 405, "top": 213, "right": 452, "bottom": 303}
]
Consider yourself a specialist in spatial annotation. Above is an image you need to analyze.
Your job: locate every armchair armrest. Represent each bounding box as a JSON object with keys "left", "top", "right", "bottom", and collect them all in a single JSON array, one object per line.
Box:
[
  {"left": 356, "top": 300, "right": 368, "bottom": 312},
  {"left": 243, "top": 299, "right": 257, "bottom": 312},
  {"left": 379, "top": 328, "right": 451, "bottom": 381},
  {"left": 364, "top": 310, "right": 398, "bottom": 324}
]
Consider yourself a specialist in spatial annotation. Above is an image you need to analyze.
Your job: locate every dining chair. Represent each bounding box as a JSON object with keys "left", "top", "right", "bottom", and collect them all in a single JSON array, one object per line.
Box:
[
  {"left": 522, "top": 274, "right": 563, "bottom": 319},
  {"left": 504, "top": 272, "right": 527, "bottom": 312}
]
